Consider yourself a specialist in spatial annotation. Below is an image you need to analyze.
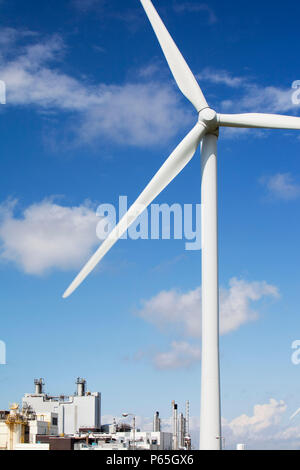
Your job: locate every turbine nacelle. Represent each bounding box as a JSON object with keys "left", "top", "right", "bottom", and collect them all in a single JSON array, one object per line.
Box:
[{"left": 198, "top": 108, "right": 219, "bottom": 133}]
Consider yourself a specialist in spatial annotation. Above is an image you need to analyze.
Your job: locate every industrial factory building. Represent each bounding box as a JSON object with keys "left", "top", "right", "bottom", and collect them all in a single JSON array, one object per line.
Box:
[
  {"left": 0, "top": 405, "right": 58, "bottom": 450},
  {"left": 22, "top": 378, "right": 101, "bottom": 435},
  {"left": 0, "top": 377, "right": 192, "bottom": 450}
]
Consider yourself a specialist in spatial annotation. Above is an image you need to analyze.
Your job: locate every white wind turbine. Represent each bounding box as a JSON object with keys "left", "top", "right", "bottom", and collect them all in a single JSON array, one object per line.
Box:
[{"left": 63, "top": 0, "right": 300, "bottom": 450}]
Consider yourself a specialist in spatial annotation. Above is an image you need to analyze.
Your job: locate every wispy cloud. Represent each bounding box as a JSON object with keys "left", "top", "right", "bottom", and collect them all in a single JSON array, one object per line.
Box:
[
  {"left": 197, "top": 66, "right": 299, "bottom": 115},
  {"left": 71, "top": 0, "right": 143, "bottom": 32},
  {"left": 0, "top": 27, "right": 25, "bottom": 46},
  {"left": 229, "top": 84, "right": 298, "bottom": 114},
  {"left": 72, "top": 0, "right": 106, "bottom": 12},
  {"left": 260, "top": 173, "right": 300, "bottom": 201},
  {"left": 173, "top": 2, "right": 217, "bottom": 25},
  {"left": 197, "top": 66, "right": 300, "bottom": 139},
  {"left": 1, "top": 30, "right": 297, "bottom": 148},
  {"left": 0, "top": 29, "right": 189, "bottom": 147},
  {"left": 0, "top": 199, "right": 99, "bottom": 275},
  {"left": 197, "top": 68, "right": 246, "bottom": 88},
  {"left": 154, "top": 341, "right": 201, "bottom": 370}
]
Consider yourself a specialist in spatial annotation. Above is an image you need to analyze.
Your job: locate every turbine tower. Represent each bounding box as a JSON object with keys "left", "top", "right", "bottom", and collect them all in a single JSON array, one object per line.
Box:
[{"left": 62, "top": 0, "right": 300, "bottom": 450}]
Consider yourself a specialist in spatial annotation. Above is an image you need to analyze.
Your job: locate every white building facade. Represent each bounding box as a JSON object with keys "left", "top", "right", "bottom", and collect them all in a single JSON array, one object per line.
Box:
[{"left": 22, "top": 378, "right": 101, "bottom": 435}]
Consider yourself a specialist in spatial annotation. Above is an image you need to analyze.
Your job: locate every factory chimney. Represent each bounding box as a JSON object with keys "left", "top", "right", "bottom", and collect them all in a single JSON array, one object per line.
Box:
[
  {"left": 153, "top": 411, "right": 161, "bottom": 432},
  {"left": 184, "top": 400, "right": 191, "bottom": 450},
  {"left": 34, "top": 378, "right": 44, "bottom": 395},
  {"left": 172, "top": 401, "right": 178, "bottom": 450},
  {"left": 76, "top": 378, "right": 86, "bottom": 396},
  {"left": 185, "top": 400, "right": 190, "bottom": 437},
  {"left": 179, "top": 412, "right": 186, "bottom": 448}
]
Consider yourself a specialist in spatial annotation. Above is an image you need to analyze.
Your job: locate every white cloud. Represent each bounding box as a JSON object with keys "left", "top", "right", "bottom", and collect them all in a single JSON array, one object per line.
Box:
[
  {"left": 0, "top": 199, "right": 99, "bottom": 275},
  {"left": 2, "top": 33, "right": 298, "bottom": 148},
  {"left": 138, "top": 277, "right": 279, "bottom": 339},
  {"left": 274, "top": 423, "right": 300, "bottom": 444},
  {"left": 154, "top": 341, "right": 201, "bottom": 370},
  {"left": 225, "top": 399, "right": 287, "bottom": 436},
  {"left": 220, "top": 278, "right": 279, "bottom": 335},
  {"left": 260, "top": 173, "right": 300, "bottom": 201},
  {"left": 0, "top": 29, "right": 189, "bottom": 147},
  {"left": 136, "top": 278, "right": 279, "bottom": 369},
  {"left": 77, "top": 82, "right": 188, "bottom": 147},
  {"left": 221, "top": 399, "right": 300, "bottom": 449}
]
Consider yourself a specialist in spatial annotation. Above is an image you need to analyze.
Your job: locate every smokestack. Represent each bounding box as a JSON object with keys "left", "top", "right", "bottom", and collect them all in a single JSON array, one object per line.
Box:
[
  {"left": 76, "top": 378, "right": 86, "bottom": 396},
  {"left": 172, "top": 401, "right": 178, "bottom": 450},
  {"left": 185, "top": 400, "right": 190, "bottom": 437},
  {"left": 153, "top": 411, "right": 161, "bottom": 432},
  {"left": 179, "top": 412, "right": 185, "bottom": 448},
  {"left": 34, "top": 378, "right": 44, "bottom": 395}
]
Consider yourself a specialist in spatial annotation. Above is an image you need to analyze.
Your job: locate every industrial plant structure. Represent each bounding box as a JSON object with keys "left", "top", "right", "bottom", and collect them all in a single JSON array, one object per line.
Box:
[
  {"left": 22, "top": 378, "right": 101, "bottom": 435},
  {"left": 0, "top": 404, "right": 58, "bottom": 450},
  {"left": 171, "top": 400, "right": 191, "bottom": 450},
  {"left": 0, "top": 378, "right": 192, "bottom": 450}
]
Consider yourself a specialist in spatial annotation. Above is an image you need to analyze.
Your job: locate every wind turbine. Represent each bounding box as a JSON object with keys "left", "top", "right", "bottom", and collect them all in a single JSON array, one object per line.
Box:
[{"left": 63, "top": 0, "right": 300, "bottom": 450}]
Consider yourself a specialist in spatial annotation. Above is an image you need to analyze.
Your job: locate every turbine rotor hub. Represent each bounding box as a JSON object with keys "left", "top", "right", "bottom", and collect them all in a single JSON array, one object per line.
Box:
[{"left": 199, "top": 108, "right": 218, "bottom": 131}]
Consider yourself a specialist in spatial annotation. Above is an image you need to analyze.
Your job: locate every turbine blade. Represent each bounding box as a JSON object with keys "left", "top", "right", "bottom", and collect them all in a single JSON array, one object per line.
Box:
[
  {"left": 218, "top": 113, "right": 300, "bottom": 130},
  {"left": 290, "top": 408, "right": 300, "bottom": 421},
  {"left": 63, "top": 123, "right": 206, "bottom": 298},
  {"left": 140, "top": 0, "right": 208, "bottom": 112}
]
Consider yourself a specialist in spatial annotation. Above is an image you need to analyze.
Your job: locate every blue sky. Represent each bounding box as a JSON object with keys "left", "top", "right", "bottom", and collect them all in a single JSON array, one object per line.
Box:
[{"left": 1, "top": 0, "right": 300, "bottom": 449}]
